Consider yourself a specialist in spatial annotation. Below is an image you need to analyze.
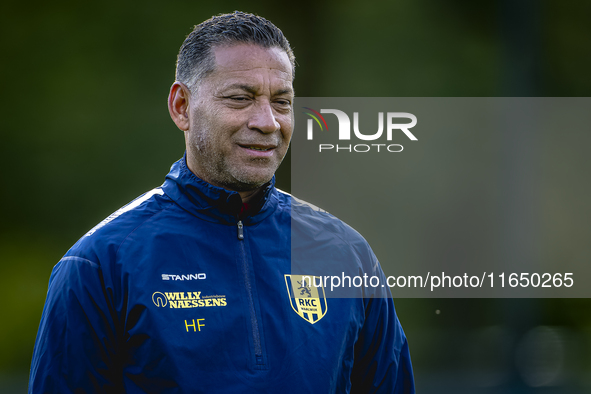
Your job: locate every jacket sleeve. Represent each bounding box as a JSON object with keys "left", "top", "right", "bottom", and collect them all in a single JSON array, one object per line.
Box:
[
  {"left": 350, "top": 269, "right": 415, "bottom": 394},
  {"left": 29, "top": 256, "right": 123, "bottom": 393}
]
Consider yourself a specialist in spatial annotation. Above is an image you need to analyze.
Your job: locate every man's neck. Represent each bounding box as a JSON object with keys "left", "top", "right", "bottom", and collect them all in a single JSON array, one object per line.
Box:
[
  {"left": 184, "top": 156, "right": 268, "bottom": 204},
  {"left": 238, "top": 188, "right": 263, "bottom": 204}
]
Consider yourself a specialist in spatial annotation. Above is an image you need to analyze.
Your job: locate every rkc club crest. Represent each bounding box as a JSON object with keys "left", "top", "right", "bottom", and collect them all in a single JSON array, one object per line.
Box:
[{"left": 284, "top": 274, "right": 328, "bottom": 324}]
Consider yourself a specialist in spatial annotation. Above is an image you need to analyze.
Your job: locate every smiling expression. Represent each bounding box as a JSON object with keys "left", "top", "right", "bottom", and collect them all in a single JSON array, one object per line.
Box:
[{"left": 184, "top": 44, "right": 294, "bottom": 192}]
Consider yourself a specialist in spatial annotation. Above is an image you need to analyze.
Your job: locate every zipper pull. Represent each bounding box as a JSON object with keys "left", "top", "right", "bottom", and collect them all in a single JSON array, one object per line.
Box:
[{"left": 237, "top": 220, "right": 244, "bottom": 240}]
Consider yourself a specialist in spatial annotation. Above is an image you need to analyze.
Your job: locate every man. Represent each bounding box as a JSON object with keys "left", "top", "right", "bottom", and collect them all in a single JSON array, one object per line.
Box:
[{"left": 29, "top": 11, "right": 414, "bottom": 393}]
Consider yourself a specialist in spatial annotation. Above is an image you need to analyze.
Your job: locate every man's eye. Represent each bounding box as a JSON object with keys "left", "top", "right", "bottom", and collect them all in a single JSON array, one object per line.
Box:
[{"left": 275, "top": 100, "right": 291, "bottom": 106}]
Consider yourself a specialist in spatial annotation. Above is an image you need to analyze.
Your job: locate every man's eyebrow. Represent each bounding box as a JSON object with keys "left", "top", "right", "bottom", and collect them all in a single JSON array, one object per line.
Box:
[
  {"left": 274, "top": 88, "right": 294, "bottom": 96},
  {"left": 223, "top": 84, "right": 257, "bottom": 94},
  {"left": 222, "top": 84, "right": 294, "bottom": 96}
]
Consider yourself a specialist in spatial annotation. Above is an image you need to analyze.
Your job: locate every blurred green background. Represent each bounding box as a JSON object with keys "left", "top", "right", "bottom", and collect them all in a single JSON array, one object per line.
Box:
[{"left": 1, "top": 0, "right": 590, "bottom": 392}]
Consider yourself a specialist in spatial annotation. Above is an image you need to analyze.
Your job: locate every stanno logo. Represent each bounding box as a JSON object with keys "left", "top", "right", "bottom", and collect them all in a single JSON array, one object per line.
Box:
[
  {"left": 303, "top": 108, "right": 417, "bottom": 153},
  {"left": 162, "top": 273, "right": 206, "bottom": 281}
]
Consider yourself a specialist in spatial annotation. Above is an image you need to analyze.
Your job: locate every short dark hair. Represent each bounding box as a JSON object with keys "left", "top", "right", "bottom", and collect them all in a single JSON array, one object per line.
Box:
[{"left": 175, "top": 11, "right": 295, "bottom": 91}]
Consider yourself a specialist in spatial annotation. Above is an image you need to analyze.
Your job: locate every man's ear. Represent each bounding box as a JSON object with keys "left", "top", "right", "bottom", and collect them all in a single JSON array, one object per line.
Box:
[{"left": 168, "top": 82, "right": 191, "bottom": 131}]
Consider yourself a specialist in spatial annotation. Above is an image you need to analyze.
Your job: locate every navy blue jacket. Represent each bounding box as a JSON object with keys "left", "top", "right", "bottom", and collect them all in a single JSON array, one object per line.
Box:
[{"left": 29, "top": 157, "right": 414, "bottom": 393}]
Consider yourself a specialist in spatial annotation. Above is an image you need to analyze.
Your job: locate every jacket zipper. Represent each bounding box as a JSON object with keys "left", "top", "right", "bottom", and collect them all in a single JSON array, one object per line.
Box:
[
  {"left": 237, "top": 220, "right": 265, "bottom": 367},
  {"left": 237, "top": 220, "right": 244, "bottom": 240}
]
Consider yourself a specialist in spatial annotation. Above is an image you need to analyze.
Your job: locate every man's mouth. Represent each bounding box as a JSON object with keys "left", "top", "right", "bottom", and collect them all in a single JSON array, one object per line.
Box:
[{"left": 239, "top": 144, "right": 275, "bottom": 151}]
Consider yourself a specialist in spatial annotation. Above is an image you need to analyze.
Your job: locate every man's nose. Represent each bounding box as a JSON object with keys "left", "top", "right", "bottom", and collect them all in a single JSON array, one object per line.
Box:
[{"left": 248, "top": 100, "right": 280, "bottom": 133}]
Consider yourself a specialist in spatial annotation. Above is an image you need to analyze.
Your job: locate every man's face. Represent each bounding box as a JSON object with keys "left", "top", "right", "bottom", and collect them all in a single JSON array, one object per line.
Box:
[{"left": 184, "top": 43, "right": 294, "bottom": 191}]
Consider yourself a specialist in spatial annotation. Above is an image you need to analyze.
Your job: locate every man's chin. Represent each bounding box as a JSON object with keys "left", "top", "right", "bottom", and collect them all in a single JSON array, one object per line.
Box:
[{"left": 223, "top": 170, "right": 275, "bottom": 192}]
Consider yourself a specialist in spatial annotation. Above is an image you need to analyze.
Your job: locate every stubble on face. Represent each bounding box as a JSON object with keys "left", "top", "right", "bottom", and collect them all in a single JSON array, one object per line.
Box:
[
  {"left": 184, "top": 44, "right": 294, "bottom": 192},
  {"left": 189, "top": 110, "right": 271, "bottom": 191}
]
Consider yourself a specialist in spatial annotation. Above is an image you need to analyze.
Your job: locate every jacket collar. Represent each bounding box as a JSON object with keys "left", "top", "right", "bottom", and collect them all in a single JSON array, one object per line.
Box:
[{"left": 162, "top": 155, "right": 279, "bottom": 225}]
